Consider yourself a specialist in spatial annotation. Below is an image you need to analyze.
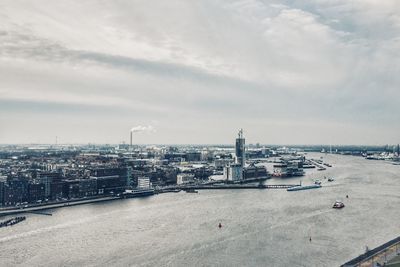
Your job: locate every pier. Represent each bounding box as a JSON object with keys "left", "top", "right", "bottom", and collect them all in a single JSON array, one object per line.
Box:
[
  {"left": 0, "top": 196, "right": 120, "bottom": 217},
  {"left": 175, "top": 184, "right": 300, "bottom": 190},
  {"left": 341, "top": 236, "right": 400, "bottom": 267},
  {"left": 0, "top": 216, "right": 26, "bottom": 228}
]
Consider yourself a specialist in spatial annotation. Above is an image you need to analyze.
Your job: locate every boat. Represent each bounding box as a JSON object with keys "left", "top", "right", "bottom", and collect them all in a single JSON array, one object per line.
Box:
[
  {"left": 185, "top": 189, "right": 198, "bottom": 193},
  {"left": 314, "top": 180, "right": 322, "bottom": 185},
  {"left": 332, "top": 201, "right": 345, "bottom": 209},
  {"left": 121, "top": 188, "right": 155, "bottom": 198},
  {"left": 327, "top": 177, "right": 334, "bottom": 182},
  {"left": 287, "top": 184, "right": 322, "bottom": 191},
  {"left": 161, "top": 188, "right": 181, "bottom": 193},
  {"left": 0, "top": 216, "right": 26, "bottom": 228}
]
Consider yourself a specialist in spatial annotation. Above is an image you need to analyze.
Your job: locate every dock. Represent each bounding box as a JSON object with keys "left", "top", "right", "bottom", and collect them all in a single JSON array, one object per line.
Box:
[
  {"left": 0, "top": 216, "right": 26, "bottom": 228},
  {"left": 341, "top": 236, "right": 400, "bottom": 267},
  {"left": 176, "top": 184, "right": 300, "bottom": 190},
  {"left": 0, "top": 196, "right": 120, "bottom": 217}
]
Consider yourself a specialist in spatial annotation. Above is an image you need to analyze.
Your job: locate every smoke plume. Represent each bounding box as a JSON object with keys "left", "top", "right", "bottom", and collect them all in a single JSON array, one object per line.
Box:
[{"left": 130, "top": 125, "right": 154, "bottom": 133}]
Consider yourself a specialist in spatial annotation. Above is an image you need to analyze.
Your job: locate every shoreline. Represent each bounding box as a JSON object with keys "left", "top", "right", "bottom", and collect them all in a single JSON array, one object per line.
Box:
[
  {"left": 0, "top": 196, "right": 121, "bottom": 217},
  {"left": 0, "top": 182, "right": 299, "bottom": 217}
]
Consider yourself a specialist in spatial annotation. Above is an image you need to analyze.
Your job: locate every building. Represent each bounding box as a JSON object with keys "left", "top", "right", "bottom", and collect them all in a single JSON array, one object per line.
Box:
[
  {"left": 184, "top": 152, "right": 201, "bottom": 162},
  {"left": 78, "top": 178, "right": 97, "bottom": 197},
  {"left": 89, "top": 167, "right": 132, "bottom": 194},
  {"left": 214, "top": 158, "right": 233, "bottom": 170},
  {"left": 137, "top": 177, "right": 151, "bottom": 189},
  {"left": 273, "top": 161, "right": 304, "bottom": 177},
  {"left": 244, "top": 165, "right": 268, "bottom": 179},
  {"left": 224, "top": 163, "right": 243, "bottom": 181},
  {"left": 3, "top": 179, "right": 29, "bottom": 206},
  {"left": 64, "top": 180, "right": 80, "bottom": 198},
  {"left": 94, "top": 175, "right": 122, "bottom": 194},
  {"left": 50, "top": 181, "right": 65, "bottom": 200},
  {"left": 235, "top": 129, "right": 246, "bottom": 168},
  {"left": 176, "top": 173, "right": 195, "bottom": 185},
  {"left": 37, "top": 171, "right": 62, "bottom": 198},
  {"left": 0, "top": 181, "right": 4, "bottom": 207},
  {"left": 28, "top": 183, "right": 45, "bottom": 203}
]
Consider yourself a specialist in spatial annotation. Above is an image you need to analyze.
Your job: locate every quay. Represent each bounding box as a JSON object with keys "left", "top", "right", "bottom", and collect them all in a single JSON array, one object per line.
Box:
[
  {"left": 0, "top": 183, "right": 299, "bottom": 217},
  {"left": 341, "top": 236, "right": 400, "bottom": 267},
  {"left": 0, "top": 216, "right": 26, "bottom": 227},
  {"left": 175, "top": 184, "right": 300, "bottom": 190},
  {"left": 0, "top": 196, "right": 120, "bottom": 217}
]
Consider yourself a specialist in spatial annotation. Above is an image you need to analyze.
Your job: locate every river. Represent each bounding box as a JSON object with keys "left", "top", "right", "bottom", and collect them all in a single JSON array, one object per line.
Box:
[{"left": 0, "top": 153, "right": 399, "bottom": 266}]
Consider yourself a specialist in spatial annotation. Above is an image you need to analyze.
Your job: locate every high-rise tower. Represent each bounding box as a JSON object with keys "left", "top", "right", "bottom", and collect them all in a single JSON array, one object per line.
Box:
[{"left": 235, "top": 129, "right": 245, "bottom": 168}]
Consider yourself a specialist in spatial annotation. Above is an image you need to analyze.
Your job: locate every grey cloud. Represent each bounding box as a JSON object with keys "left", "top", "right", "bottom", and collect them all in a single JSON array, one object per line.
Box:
[{"left": 1, "top": 0, "right": 400, "bottom": 144}]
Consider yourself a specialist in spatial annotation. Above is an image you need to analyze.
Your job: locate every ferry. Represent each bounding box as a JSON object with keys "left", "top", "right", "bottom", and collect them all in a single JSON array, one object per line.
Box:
[
  {"left": 121, "top": 188, "right": 155, "bottom": 198},
  {"left": 332, "top": 201, "right": 345, "bottom": 209},
  {"left": 287, "top": 184, "right": 322, "bottom": 191}
]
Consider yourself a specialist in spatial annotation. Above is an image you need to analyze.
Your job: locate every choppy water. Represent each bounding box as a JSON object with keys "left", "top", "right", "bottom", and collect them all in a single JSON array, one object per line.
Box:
[{"left": 0, "top": 153, "right": 399, "bottom": 267}]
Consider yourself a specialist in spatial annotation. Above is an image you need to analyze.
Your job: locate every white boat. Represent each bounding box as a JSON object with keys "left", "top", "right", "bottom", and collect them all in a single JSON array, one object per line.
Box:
[{"left": 332, "top": 201, "right": 345, "bottom": 209}]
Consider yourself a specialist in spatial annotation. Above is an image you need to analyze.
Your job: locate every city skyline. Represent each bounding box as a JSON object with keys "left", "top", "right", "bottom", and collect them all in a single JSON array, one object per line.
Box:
[{"left": 1, "top": 1, "right": 400, "bottom": 145}]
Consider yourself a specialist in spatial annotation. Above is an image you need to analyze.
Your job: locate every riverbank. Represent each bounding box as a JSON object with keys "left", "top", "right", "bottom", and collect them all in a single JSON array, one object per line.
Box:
[
  {"left": 0, "top": 180, "right": 294, "bottom": 217},
  {"left": 0, "top": 196, "right": 120, "bottom": 217},
  {"left": 1, "top": 153, "right": 399, "bottom": 267},
  {"left": 341, "top": 235, "right": 400, "bottom": 267}
]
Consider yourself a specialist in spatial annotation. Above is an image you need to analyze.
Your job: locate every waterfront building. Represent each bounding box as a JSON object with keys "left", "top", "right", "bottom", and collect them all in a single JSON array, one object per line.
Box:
[
  {"left": 3, "top": 179, "right": 29, "bottom": 206},
  {"left": 78, "top": 178, "right": 97, "bottom": 197},
  {"left": 90, "top": 167, "right": 131, "bottom": 191},
  {"left": 235, "top": 129, "right": 246, "bottom": 168},
  {"left": 94, "top": 175, "right": 123, "bottom": 194},
  {"left": 28, "top": 183, "right": 45, "bottom": 203},
  {"left": 50, "top": 181, "right": 65, "bottom": 200},
  {"left": 0, "top": 181, "right": 4, "bottom": 207},
  {"left": 224, "top": 163, "right": 243, "bottom": 181},
  {"left": 176, "top": 173, "right": 195, "bottom": 185},
  {"left": 64, "top": 180, "right": 80, "bottom": 198},
  {"left": 243, "top": 165, "right": 268, "bottom": 179},
  {"left": 137, "top": 177, "right": 151, "bottom": 189},
  {"left": 37, "top": 171, "right": 62, "bottom": 198},
  {"left": 273, "top": 161, "right": 304, "bottom": 177},
  {"left": 214, "top": 159, "right": 233, "bottom": 170}
]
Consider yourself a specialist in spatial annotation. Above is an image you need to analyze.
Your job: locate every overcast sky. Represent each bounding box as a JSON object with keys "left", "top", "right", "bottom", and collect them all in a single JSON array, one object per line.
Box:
[{"left": 0, "top": 0, "right": 399, "bottom": 145}]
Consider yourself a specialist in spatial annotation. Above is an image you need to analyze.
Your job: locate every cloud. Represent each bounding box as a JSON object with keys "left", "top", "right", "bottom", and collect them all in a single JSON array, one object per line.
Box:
[{"left": 0, "top": 0, "right": 399, "bottom": 145}]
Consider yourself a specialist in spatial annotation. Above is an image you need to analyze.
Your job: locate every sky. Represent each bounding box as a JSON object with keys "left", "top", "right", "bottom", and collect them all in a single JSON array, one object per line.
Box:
[{"left": 0, "top": 0, "right": 399, "bottom": 145}]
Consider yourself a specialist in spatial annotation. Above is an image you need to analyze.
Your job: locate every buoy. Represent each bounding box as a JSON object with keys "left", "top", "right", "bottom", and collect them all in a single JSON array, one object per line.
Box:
[
  {"left": 346, "top": 195, "right": 349, "bottom": 198},
  {"left": 218, "top": 223, "right": 222, "bottom": 228},
  {"left": 309, "top": 237, "right": 312, "bottom": 242}
]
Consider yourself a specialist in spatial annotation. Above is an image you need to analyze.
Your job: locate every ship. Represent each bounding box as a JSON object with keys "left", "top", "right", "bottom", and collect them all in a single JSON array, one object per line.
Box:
[
  {"left": 332, "top": 201, "right": 345, "bottom": 209},
  {"left": 121, "top": 188, "right": 155, "bottom": 198},
  {"left": 287, "top": 184, "right": 322, "bottom": 191},
  {"left": 185, "top": 189, "right": 198, "bottom": 193}
]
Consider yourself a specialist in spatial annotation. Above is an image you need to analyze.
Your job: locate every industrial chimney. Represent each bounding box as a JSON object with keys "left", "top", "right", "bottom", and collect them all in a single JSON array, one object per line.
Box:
[{"left": 130, "top": 130, "right": 133, "bottom": 150}]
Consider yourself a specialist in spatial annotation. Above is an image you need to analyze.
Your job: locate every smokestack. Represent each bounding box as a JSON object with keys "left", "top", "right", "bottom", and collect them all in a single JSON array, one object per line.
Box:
[{"left": 130, "top": 131, "right": 133, "bottom": 149}]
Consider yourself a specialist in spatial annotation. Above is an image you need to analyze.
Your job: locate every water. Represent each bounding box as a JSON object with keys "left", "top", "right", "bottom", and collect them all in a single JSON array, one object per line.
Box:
[{"left": 0, "top": 154, "right": 399, "bottom": 267}]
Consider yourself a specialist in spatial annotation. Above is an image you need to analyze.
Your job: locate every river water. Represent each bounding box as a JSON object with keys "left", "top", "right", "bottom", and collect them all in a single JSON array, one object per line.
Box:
[{"left": 0, "top": 153, "right": 399, "bottom": 267}]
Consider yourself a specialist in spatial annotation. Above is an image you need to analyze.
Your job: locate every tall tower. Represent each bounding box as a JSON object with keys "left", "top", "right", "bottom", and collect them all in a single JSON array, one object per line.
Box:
[
  {"left": 130, "top": 130, "right": 133, "bottom": 151},
  {"left": 235, "top": 129, "right": 245, "bottom": 168}
]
